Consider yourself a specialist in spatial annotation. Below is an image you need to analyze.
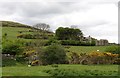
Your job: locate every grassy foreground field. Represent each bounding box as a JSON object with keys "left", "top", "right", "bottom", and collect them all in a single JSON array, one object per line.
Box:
[{"left": 2, "top": 64, "right": 118, "bottom": 76}]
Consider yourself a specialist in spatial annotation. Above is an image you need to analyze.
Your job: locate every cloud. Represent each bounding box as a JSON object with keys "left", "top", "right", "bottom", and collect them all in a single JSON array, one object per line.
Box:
[{"left": 0, "top": 0, "right": 118, "bottom": 43}]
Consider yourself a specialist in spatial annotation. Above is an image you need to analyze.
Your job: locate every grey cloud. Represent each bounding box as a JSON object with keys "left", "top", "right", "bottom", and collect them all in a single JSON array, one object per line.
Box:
[
  {"left": 0, "top": 2, "right": 18, "bottom": 15},
  {"left": 77, "top": 21, "right": 109, "bottom": 30},
  {"left": 19, "top": 2, "right": 87, "bottom": 18},
  {"left": 1, "top": 2, "right": 92, "bottom": 18}
]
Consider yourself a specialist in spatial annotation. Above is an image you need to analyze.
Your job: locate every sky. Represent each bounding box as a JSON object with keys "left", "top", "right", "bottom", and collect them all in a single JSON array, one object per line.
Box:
[{"left": 0, "top": 0, "right": 119, "bottom": 43}]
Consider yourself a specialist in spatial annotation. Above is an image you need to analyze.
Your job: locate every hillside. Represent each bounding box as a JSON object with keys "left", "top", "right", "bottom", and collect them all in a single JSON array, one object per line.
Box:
[
  {"left": 2, "top": 21, "right": 53, "bottom": 40},
  {"left": 2, "top": 27, "right": 33, "bottom": 40},
  {"left": 2, "top": 21, "right": 31, "bottom": 40},
  {"left": 1, "top": 21, "right": 31, "bottom": 28},
  {"left": 2, "top": 21, "right": 109, "bottom": 53}
]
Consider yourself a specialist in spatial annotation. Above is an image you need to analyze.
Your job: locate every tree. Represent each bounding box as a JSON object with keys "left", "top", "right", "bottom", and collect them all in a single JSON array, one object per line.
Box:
[
  {"left": 55, "top": 27, "right": 83, "bottom": 40},
  {"left": 55, "top": 27, "right": 65, "bottom": 40},
  {"left": 33, "top": 23, "right": 50, "bottom": 39},
  {"left": 39, "top": 44, "right": 67, "bottom": 65},
  {"left": 33, "top": 23, "right": 50, "bottom": 31}
]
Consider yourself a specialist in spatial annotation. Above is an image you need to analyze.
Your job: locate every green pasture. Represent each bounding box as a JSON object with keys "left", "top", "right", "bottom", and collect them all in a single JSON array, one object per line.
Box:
[
  {"left": 2, "top": 64, "right": 118, "bottom": 76},
  {"left": 66, "top": 46, "right": 109, "bottom": 56},
  {"left": 2, "top": 27, "right": 32, "bottom": 40}
]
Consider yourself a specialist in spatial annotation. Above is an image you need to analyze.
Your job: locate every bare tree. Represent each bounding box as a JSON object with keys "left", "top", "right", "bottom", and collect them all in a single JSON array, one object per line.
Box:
[
  {"left": 33, "top": 23, "right": 50, "bottom": 31},
  {"left": 32, "top": 23, "right": 51, "bottom": 39},
  {"left": 32, "top": 23, "right": 51, "bottom": 48}
]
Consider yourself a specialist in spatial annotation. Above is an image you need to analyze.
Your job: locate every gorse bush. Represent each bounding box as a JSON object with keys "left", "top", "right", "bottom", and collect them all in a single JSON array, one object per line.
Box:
[{"left": 69, "top": 52, "right": 119, "bottom": 65}]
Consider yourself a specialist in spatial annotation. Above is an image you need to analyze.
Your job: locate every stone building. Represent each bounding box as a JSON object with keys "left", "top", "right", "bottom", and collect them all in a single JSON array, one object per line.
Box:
[
  {"left": 80, "top": 35, "right": 109, "bottom": 46},
  {"left": 82, "top": 36, "right": 92, "bottom": 43},
  {"left": 96, "top": 39, "right": 109, "bottom": 46}
]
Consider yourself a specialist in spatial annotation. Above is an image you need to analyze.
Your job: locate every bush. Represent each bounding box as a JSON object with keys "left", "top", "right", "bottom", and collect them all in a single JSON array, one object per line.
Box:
[
  {"left": 60, "top": 40, "right": 95, "bottom": 46},
  {"left": 60, "top": 40, "right": 81, "bottom": 46},
  {"left": 2, "top": 41, "right": 24, "bottom": 56},
  {"left": 69, "top": 51, "right": 118, "bottom": 65},
  {"left": 105, "top": 45, "right": 120, "bottom": 54},
  {"left": 88, "top": 52, "right": 118, "bottom": 64},
  {"left": 39, "top": 44, "right": 67, "bottom": 65},
  {"left": 16, "top": 56, "right": 28, "bottom": 64},
  {"left": 17, "top": 34, "right": 38, "bottom": 39},
  {"left": 2, "top": 59, "right": 17, "bottom": 67},
  {"left": 45, "top": 38, "right": 59, "bottom": 46}
]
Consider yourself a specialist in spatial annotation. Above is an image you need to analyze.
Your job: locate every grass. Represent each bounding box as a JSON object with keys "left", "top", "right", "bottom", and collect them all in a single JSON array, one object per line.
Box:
[
  {"left": 66, "top": 46, "right": 109, "bottom": 57},
  {"left": 2, "top": 27, "right": 52, "bottom": 42},
  {"left": 2, "top": 66, "right": 51, "bottom": 76},
  {"left": 2, "top": 27, "right": 32, "bottom": 40},
  {"left": 2, "top": 64, "right": 118, "bottom": 76},
  {"left": 2, "top": 27, "right": 46, "bottom": 43}
]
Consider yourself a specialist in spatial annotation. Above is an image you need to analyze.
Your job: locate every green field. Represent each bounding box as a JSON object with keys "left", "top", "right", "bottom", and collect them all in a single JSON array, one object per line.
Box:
[
  {"left": 2, "top": 27, "right": 32, "bottom": 40},
  {"left": 66, "top": 46, "right": 109, "bottom": 56},
  {"left": 68, "top": 46, "right": 108, "bottom": 53},
  {"left": 2, "top": 64, "right": 118, "bottom": 76}
]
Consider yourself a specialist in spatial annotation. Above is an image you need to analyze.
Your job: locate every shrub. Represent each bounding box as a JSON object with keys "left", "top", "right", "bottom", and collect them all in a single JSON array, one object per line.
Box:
[
  {"left": 60, "top": 40, "right": 95, "bottom": 46},
  {"left": 60, "top": 40, "right": 81, "bottom": 46},
  {"left": 2, "top": 59, "right": 17, "bottom": 67},
  {"left": 45, "top": 38, "right": 59, "bottom": 46},
  {"left": 105, "top": 45, "right": 120, "bottom": 54},
  {"left": 88, "top": 52, "right": 118, "bottom": 64},
  {"left": 69, "top": 51, "right": 118, "bottom": 65},
  {"left": 16, "top": 56, "right": 28, "bottom": 64},
  {"left": 17, "top": 34, "right": 37, "bottom": 39},
  {"left": 70, "top": 52, "right": 80, "bottom": 64},
  {"left": 2, "top": 41, "right": 24, "bottom": 56},
  {"left": 39, "top": 43, "right": 67, "bottom": 65}
]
